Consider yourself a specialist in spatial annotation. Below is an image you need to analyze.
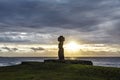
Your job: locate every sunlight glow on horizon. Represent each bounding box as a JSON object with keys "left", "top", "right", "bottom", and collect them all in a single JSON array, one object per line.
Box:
[
  {"left": 65, "top": 41, "right": 80, "bottom": 51},
  {"left": 0, "top": 42, "right": 120, "bottom": 57}
]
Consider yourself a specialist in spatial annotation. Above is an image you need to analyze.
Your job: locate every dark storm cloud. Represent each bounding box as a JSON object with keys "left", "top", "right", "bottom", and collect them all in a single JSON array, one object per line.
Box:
[
  {"left": 0, "top": 0, "right": 103, "bottom": 31},
  {"left": 0, "top": 0, "right": 120, "bottom": 44}
]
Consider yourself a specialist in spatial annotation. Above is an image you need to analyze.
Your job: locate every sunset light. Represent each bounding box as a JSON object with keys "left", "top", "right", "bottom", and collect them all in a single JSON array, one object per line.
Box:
[
  {"left": 0, "top": 0, "right": 120, "bottom": 79},
  {"left": 65, "top": 41, "right": 80, "bottom": 51}
]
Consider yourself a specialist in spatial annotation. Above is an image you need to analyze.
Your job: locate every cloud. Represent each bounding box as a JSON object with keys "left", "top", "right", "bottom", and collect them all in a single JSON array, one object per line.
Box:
[
  {"left": 0, "top": 0, "right": 104, "bottom": 31},
  {"left": 0, "top": 0, "right": 120, "bottom": 44},
  {"left": 0, "top": 32, "right": 56, "bottom": 44},
  {"left": 30, "top": 47, "right": 45, "bottom": 52}
]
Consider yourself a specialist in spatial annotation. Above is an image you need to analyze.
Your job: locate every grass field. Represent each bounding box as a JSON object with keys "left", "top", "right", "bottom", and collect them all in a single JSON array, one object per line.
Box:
[{"left": 0, "top": 62, "right": 120, "bottom": 80}]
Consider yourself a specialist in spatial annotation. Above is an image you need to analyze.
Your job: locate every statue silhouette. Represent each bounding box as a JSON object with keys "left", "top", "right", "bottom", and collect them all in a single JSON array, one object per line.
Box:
[
  {"left": 44, "top": 36, "right": 93, "bottom": 65},
  {"left": 58, "top": 36, "right": 65, "bottom": 60}
]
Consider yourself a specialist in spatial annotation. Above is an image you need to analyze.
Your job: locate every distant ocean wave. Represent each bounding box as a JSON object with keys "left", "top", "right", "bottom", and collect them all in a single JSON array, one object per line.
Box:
[
  {"left": 93, "top": 62, "right": 120, "bottom": 68},
  {"left": 0, "top": 62, "right": 21, "bottom": 67},
  {"left": 0, "top": 57, "right": 44, "bottom": 67},
  {"left": 78, "top": 57, "right": 120, "bottom": 68},
  {"left": 0, "top": 57, "right": 120, "bottom": 68}
]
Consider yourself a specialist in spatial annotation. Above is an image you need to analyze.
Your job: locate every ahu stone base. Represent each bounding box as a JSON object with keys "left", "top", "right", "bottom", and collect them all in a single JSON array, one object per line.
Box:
[{"left": 44, "top": 59, "right": 93, "bottom": 65}]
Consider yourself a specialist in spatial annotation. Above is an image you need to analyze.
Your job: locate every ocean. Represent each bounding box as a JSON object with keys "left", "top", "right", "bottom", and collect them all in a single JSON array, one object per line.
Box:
[{"left": 0, "top": 57, "right": 120, "bottom": 68}]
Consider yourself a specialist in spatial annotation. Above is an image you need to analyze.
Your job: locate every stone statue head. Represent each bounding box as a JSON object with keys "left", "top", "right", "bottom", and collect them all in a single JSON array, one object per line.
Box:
[{"left": 58, "top": 36, "right": 65, "bottom": 42}]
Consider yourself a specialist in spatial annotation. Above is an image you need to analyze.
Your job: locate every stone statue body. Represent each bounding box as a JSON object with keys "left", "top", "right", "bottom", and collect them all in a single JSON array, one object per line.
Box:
[{"left": 58, "top": 36, "right": 65, "bottom": 60}]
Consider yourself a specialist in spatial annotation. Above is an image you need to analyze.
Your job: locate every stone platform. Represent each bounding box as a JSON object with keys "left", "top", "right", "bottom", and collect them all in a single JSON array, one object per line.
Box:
[{"left": 44, "top": 59, "right": 93, "bottom": 65}]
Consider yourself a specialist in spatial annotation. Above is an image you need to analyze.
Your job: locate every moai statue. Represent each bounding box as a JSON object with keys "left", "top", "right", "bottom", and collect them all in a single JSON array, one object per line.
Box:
[{"left": 58, "top": 36, "right": 65, "bottom": 60}]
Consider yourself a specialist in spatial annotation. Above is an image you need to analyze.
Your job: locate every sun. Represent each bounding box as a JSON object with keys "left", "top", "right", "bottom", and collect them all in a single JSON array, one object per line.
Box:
[{"left": 65, "top": 41, "right": 80, "bottom": 51}]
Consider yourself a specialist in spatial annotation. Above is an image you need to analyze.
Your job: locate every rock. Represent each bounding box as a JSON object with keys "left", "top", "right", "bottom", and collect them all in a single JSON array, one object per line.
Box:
[{"left": 44, "top": 59, "right": 93, "bottom": 65}]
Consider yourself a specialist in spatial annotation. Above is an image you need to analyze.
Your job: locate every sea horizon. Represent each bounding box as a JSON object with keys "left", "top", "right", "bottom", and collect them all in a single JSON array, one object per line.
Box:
[{"left": 0, "top": 57, "right": 120, "bottom": 68}]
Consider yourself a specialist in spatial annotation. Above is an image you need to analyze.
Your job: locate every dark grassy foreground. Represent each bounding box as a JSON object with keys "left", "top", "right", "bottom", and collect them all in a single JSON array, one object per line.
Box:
[{"left": 0, "top": 62, "right": 120, "bottom": 80}]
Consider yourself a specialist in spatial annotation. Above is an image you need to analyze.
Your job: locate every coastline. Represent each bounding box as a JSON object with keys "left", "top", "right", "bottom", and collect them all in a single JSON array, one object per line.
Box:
[{"left": 0, "top": 57, "right": 120, "bottom": 68}]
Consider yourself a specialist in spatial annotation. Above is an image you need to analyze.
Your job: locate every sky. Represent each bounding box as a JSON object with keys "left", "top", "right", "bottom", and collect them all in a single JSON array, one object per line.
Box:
[{"left": 0, "top": 0, "right": 120, "bottom": 57}]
